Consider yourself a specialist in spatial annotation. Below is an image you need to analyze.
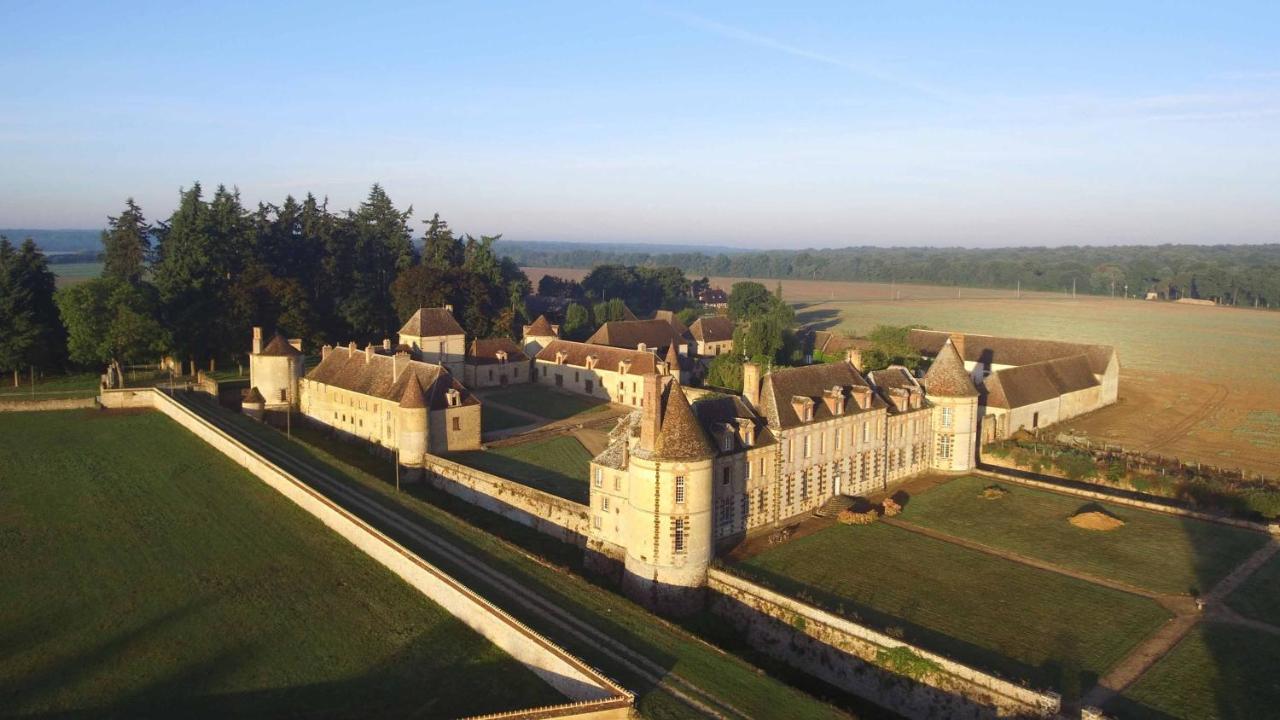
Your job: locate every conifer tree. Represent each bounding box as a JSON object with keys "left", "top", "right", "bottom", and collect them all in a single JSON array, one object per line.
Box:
[
  {"left": 101, "top": 198, "right": 151, "bottom": 284},
  {"left": 0, "top": 238, "right": 64, "bottom": 384}
]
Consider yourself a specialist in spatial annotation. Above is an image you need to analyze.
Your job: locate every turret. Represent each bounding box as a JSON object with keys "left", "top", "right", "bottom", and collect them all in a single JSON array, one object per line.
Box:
[
  {"left": 922, "top": 338, "right": 979, "bottom": 472},
  {"left": 248, "top": 329, "right": 303, "bottom": 412},
  {"left": 397, "top": 377, "right": 428, "bottom": 481}
]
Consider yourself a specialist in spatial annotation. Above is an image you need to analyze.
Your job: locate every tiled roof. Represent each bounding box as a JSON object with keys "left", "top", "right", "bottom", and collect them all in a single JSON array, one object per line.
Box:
[
  {"left": 466, "top": 337, "right": 529, "bottom": 365},
  {"left": 652, "top": 380, "right": 715, "bottom": 461},
  {"left": 399, "top": 307, "right": 465, "bottom": 338},
  {"left": 690, "top": 394, "right": 774, "bottom": 452},
  {"left": 306, "top": 346, "right": 476, "bottom": 410},
  {"left": 690, "top": 316, "right": 735, "bottom": 343},
  {"left": 534, "top": 339, "right": 657, "bottom": 376},
  {"left": 259, "top": 333, "right": 302, "bottom": 357},
  {"left": 759, "top": 362, "right": 880, "bottom": 429},
  {"left": 922, "top": 339, "right": 978, "bottom": 398},
  {"left": 525, "top": 315, "right": 557, "bottom": 337},
  {"left": 982, "top": 354, "right": 1100, "bottom": 409},
  {"left": 868, "top": 366, "right": 917, "bottom": 391},
  {"left": 809, "top": 330, "right": 873, "bottom": 356},
  {"left": 586, "top": 318, "right": 693, "bottom": 351},
  {"left": 909, "top": 329, "right": 1115, "bottom": 375},
  {"left": 243, "top": 386, "right": 265, "bottom": 404},
  {"left": 399, "top": 376, "right": 427, "bottom": 408}
]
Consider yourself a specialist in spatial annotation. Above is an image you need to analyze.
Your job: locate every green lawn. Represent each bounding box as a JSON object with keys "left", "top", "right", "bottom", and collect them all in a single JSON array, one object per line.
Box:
[
  {"left": 732, "top": 522, "right": 1171, "bottom": 701},
  {"left": 484, "top": 384, "right": 609, "bottom": 421},
  {"left": 897, "top": 475, "right": 1268, "bottom": 595},
  {"left": 0, "top": 372, "right": 100, "bottom": 398},
  {"left": 0, "top": 410, "right": 561, "bottom": 719},
  {"left": 188, "top": 397, "right": 855, "bottom": 720},
  {"left": 1226, "top": 550, "right": 1280, "bottom": 626},
  {"left": 449, "top": 435, "right": 592, "bottom": 503},
  {"left": 1109, "top": 623, "right": 1280, "bottom": 719},
  {"left": 482, "top": 402, "right": 534, "bottom": 432}
]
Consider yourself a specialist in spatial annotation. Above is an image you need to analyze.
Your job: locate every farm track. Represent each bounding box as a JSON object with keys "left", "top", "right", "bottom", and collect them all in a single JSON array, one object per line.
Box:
[
  {"left": 1138, "top": 382, "right": 1229, "bottom": 455},
  {"left": 175, "top": 394, "right": 749, "bottom": 720}
]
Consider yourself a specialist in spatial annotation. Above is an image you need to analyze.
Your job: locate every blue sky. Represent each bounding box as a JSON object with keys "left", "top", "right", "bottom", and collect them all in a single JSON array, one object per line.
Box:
[{"left": 2, "top": 1, "right": 1277, "bottom": 247}]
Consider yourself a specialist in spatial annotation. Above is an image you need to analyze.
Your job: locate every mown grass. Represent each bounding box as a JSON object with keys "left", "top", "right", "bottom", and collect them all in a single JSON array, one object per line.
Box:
[
  {"left": 481, "top": 402, "right": 533, "bottom": 431},
  {"left": 0, "top": 372, "right": 100, "bottom": 398},
  {"left": 485, "top": 383, "right": 609, "bottom": 421},
  {"left": 449, "top": 435, "right": 593, "bottom": 503},
  {"left": 732, "top": 521, "right": 1171, "bottom": 701},
  {"left": 0, "top": 410, "right": 562, "bottom": 719},
  {"left": 204, "top": 401, "right": 856, "bottom": 720},
  {"left": 1226, "top": 550, "right": 1280, "bottom": 626},
  {"left": 897, "top": 476, "right": 1268, "bottom": 595},
  {"left": 1109, "top": 623, "right": 1280, "bottom": 719}
]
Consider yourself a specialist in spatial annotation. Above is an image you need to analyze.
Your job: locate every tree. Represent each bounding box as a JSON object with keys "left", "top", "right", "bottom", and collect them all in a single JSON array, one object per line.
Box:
[
  {"left": 728, "top": 281, "right": 773, "bottom": 321},
  {"left": 101, "top": 198, "right": 152, "bottom": 284},
  {"left": 421, "top": 213, "right": 463, "bottom": 270},
  {"left": 562, "top": 302, "right": 593, "bottom": 340},
  {"left": 57, "top": 278, "right": 170, "bottom": 381},
  {"left": 342, "top": 184, "right": 415, "bottom": 339},
  {"left": 864, "top": 325, "right": 923, "bottom": 371},
  {"left": 0, "top": 238, "right": 65, "bottom": 385},
  {"left": 704, "top": 354, "right": 743, "bottom": 391}
]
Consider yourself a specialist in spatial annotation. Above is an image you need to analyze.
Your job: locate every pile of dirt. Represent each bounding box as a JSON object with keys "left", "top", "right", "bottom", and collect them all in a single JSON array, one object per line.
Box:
[
  {"left": 979, "top": 485, "right": 1009, "bottom": 500},
  {"left": 1069, "top": 510, "right": 1126, "bottom": 531}
]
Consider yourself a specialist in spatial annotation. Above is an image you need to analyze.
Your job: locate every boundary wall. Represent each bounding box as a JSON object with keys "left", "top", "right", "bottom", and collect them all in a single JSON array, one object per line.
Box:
[
  {"left": 98, "top": 388, "right": 631, "bottom": 719},
  {"left": 0, "top": 397, "right": 96, "bottom": 412},
  {"left": 708, "top": 568, "right": 1061, "bottom": 720}
]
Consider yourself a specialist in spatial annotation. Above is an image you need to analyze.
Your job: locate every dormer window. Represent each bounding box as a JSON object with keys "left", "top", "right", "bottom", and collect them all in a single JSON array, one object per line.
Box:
[
  {"left": 792, "top": 396, "right": 815, "bottom": 422},
  {"left": 445, "top": 388, "right": 461, "bottom": 407},
  {"left": 585, "top": 354, "right": 598, "bottom": 370},
  {"left": 555, "top": 350, "right": 569, "bottom": 365},
  {"left": 618, "top": 359, "right": 631, "bottom": 374},
  {"left": 495, "top": 350, "right": 508, "bottom": 364},
  {"left": 636, "top": 342, "right": 647, "bottom": 352}
]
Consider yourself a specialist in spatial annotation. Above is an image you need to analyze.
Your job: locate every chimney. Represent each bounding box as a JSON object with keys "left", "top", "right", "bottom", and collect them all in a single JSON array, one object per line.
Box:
[
  {"left": 365, "top": 344, "right": 374, "bottom": 363},
  {"left": 348, "top": 341, "right": 357, "bottom": 354},
  {"left": 383, "top": 338, "right": 392, "bottom": 350},
  {"left": 847, "top": 347, "right": 863, "bottom": 372},
  {"left": 393, "top": 350, "right": 410, "bottom": 378},
  {"left": 321, "top": 344, "right": 332, "bottom": 361},
  {"left": 252, "top": 327, "right": 263, "bottom": 354},
  {"left": 742, "top": 362, "right": 762, "bottom": 409},
  {"left": 640, "top": 374, "right": 664, "bottom": 452},
  {"left": 949, "top": 332, "right": 966, "bottom": 362}
]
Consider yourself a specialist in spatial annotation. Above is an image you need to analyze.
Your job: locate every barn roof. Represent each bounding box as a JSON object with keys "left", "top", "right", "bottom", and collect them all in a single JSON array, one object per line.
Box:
[
  {"left": 981, "top": 354, "right": 1100, "bottom": 409},
  {"left": 399, "top": 307, "right": 465, "bottom": 338},
  {"left": 586, "top": 318, "right": 693, "bottom": 351},
  {"left": 908, "top": 329, "right": 1115, "bottom": 376}
]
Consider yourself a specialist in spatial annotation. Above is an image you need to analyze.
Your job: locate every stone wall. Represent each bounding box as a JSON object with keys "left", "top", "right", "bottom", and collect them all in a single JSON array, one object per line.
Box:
[
  {"left": 0, "top": 397, "right": 97, "bottom": 412},
  {"left": 707, "top": 569, "right": 1060, "bottom": 720},
  {"left": 127, "top": 388, "right": 631, "bottom": 718},
  {"left": 423, "top": 453, "right": 591, "bottom": 546},
  {"left": 99, "top": 388, "right": 162, "bottom": 409}
]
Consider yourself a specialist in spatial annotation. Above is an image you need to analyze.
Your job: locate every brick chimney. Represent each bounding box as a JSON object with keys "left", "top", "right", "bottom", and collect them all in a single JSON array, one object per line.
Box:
[
  {"left": 742, "top": 362, "right": 762, "bottom": 409},
  {"left": 383, "top": 338, "right": 392, "bottom": 350},
  {"left": 252, "top": 327, "right": 263, "bottom": 354},
  {"left": 640, "top": 374, "right": 664, "bottom": 453}
]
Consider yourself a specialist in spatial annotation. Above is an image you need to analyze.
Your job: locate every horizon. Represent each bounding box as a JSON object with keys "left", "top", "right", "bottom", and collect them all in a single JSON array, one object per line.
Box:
[{"left": 3, "top": 2, "right": 1278, "bottom": 247}]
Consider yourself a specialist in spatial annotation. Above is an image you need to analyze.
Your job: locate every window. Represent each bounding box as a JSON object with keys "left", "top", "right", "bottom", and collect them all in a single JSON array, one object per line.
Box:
[
  {"left": 602, "top": 497, "right": 611, "bottom": 511},
  {"left": 722, "top": 466, "right": 732, "bottom": 486},
  {"left": 818, "top": 433, "right": 825, "bottom": 455},
  {"left": 593, "top": 515, "right": 602, "bottom": 530},
  {"left": 613, "top": 474, "right": 621, "bottom": 491},
  {"left": 1032, "top": 411, "right": 1040, "bottom": 428},
  {"left": 452, "top": 417, "right": 461, "bottom": 431},
  {"left": 722, "top": 434, "right": 733, "bottom": 452},
  {"left": 541, "top": 365, "right": 547, "bottom": 378},
  {"left": 746, "top": 458, "right": 753, "bottom": 480},
  {"left": 941, "top": 406, "right": 954, "bottom": 428},
  {"left": 488, "top": 369, "right": 493, "bottom": 380},
  {"left": 938, "top": 434, "right": 954, "bottom": 460},
  {"left": 803, "top": 435, "right": 812, "bottom": 458},
  {"left": 673, "top": 518, "right": 687, "bottom": 554},
  {"left": 835, "top": 429, "right": 842, "bottom": 451},
  {"left": 593, "top": 467, "right": 603, "bottom": 488},
  {"left": 675, "top": 475, "right": 686, "bottom": 504},
  {"left": 718, "top": 497, "right": 733, "bottom": 531},
  {"left": 862, "top": 423, "right": 871, "bottom": 443}
]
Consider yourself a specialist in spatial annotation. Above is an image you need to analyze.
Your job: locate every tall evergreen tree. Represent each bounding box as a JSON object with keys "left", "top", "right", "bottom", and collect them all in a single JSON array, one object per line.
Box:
[
  {"left": 101, "top": 198, "right": 152, "bottom": 284},
  {"left": 0, "top": 238, "right": 65, "bottom": 384},
  {"left": 342, "top": 184, "right": 414, "bottom": 339}
]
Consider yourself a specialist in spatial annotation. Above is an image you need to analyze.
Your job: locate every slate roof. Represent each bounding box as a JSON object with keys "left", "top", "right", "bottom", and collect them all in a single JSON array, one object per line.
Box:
[
  {"left": 525, "top": 315, "right": 557, "bottom": 337},
  {"left": 921, "top": 339, "right": 979, "bottom": 398},
  {"left": 399, "top": 307, "right": 465, "bottom": 338},
  {"left": 243, "top": 386, "right": 265, "bottom": 404},
  {"left": 652, "top": 379, "right": 716, "bottom": 461},
  {"left": 868, "top": 366, "right": 917, "bottom": 391},
  {"left": 399, "top": 375, "right": 427, "bottom": 408},
  {"left": 909, "top": 329, "right": 1115, "bottom": 376},
  {"left": 534, "top": 339, "right": 658, "bottom": 376},
  {"left": 981, "top": 354, "right": 1100, "bottom": 409},
  {"left": 306, "top": 346, "right": 476, "bottom": 410},
  {"left": 690, "top": 393, "right": 775, "bottom": 452},
  {"left": 466, "top": 337, "right": 529, "bottom": 366},
  {"left": 759, "top": 362, "right": 881, "bottom": 430},
  {"left": 586, "top": 318, "right": 693, "bottom": 352},
  {"left": 259, "top": 333, "right": 302, "bottom": 357},
  {"left": 689, "top": 316, "right": 735, "bottom": 343}
]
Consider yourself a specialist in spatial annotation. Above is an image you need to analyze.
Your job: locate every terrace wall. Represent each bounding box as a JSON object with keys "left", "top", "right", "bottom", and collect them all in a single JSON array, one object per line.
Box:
[
  {"left": 423, "top": 453, "right": 592, "bottom": 547},
  {"left": 98, "top": 388, "right": 631, "bottom": 718},
  {"left": 707, "top": 568, "right": 1061, "bottom": 720},
  {"left": 0, "top": 397, "right": 97, "bottom": 412}
]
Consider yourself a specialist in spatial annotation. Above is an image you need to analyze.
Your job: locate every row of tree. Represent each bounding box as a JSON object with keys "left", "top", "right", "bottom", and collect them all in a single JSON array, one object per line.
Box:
[
  {"left": 1, "top": 184, "right": 531, "bottom": 380},
  {"left": 537, "top": 264, "right": 696, "bottom": 315},
  {"left": 501, "top": 241, "right": 1280, "bottom": 307}
]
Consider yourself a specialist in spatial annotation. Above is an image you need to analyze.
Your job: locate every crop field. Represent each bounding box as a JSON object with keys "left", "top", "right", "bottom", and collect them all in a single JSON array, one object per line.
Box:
[
  {"left": 896, "top": 476, "right": 1268, "bottom": 595},
  {"left": 51, "top": 261, "right": 103, "bottom": 287},
  {"left": 448, "top": 434, "right": 593, "bottom": 503},
  {"left": 1109, "top": 623, "right": 1280, "bottom": 720},
  {"left": 0, "top": 410, "right": 561, "bottom": 719},
  {"left": 731, "top": 520, "right": 1171, "bottom": 700}
]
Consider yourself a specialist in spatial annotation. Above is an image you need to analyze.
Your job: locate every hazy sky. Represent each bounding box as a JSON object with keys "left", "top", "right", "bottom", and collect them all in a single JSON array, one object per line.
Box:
[{"left": 2, "top": 1, "right": 1278, "bottom": 247}]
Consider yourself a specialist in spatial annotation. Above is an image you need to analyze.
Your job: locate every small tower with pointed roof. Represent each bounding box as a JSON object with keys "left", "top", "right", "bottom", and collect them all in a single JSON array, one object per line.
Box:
[
  {"left": 248, "top": 326, "right": 304, "bottom": 413},
  {"left": 922, "top": 336, "right": 979, "bottom": 472},
  {"left": 397, "top": 377, "right": 429, "bottom": 480},
  {"left": 522, "top": 314, "right": 560, "bottom": 357}
]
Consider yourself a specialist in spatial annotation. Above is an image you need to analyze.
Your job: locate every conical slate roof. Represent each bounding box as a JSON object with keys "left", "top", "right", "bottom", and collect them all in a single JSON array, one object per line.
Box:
[
  {"left": 922, "top": 339, "right": 978, "bottom": 397},
  {"left": 652, "top": 380, "right": 715, "bottom": 461},
  {"left": 664, "top": 343, "right": 680, "bottom": 369},
  {"left": 526, "top": 315, "right": 556, "bottom": 337},
  {"left": 398, "top": 377, "right": 427, "bottom": 408},
  {"left": 260, "top": 333, "right": 302, "bottom": 356}
]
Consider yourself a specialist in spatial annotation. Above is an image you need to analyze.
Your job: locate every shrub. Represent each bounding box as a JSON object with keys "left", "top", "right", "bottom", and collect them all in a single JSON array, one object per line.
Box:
[
  {"left": 1242, "top": 489, "right": 1280, "bottom": 520},
  {"left": 881, "top": 497, "right": 902, "bottom": 517},
  {"left": 986, "top": 443, "right": 1011, "bottom": 459},
  {"left": 1055, "top": 451, "right": 1097, "bottom": 481},
  {"left": 875, "top": 646, "right": 941, "bottom": 681},
  {"left": 979, "top": 484, "right": 1009, "bottom": 500},
  {"left": 1105, "top": 461, "right": 1126, "bottom": 483}
]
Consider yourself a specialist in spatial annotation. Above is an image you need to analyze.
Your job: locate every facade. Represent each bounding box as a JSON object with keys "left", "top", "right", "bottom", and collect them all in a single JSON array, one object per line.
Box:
[
  {"left": 688, "top": 315, "right": 734, "bottom": 357},
  {"left": 532, "top": 339, "right": 664, "bottom": 407},
  {"left": 464, "top": 337, "right": 531, "bottom": 388},
  {"left": 588, "top": 345, "right": 977, "bottom": 613},
  {"left": 399, "top": 306, "right": 467, "bottom": 378}
]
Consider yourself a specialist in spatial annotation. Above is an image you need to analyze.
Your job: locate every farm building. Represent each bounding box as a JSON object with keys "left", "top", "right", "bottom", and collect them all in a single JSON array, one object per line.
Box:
[{"left": 689, "top": 315, "right": 735, "bottom": 357}]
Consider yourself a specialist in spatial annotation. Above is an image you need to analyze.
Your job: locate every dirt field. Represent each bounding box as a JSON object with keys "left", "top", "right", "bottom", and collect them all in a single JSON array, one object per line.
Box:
[{"left": 523, "top": 266, "right": 1280, "bottom": 477}]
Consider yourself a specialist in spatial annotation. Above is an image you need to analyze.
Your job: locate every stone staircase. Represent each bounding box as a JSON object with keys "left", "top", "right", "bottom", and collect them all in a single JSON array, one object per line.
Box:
[{"left": 814, "top": 494, "right": 855, "bottom": 518}]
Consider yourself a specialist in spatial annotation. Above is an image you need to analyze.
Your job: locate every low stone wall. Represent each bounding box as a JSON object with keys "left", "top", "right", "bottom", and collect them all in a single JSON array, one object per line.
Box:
[
  {"left": 708, "top": 569, "right": 1060, "bottom": 720},
  {"left": 0, "top": 396, "right": 97, "bottom": 412},
  {"left": 422, "top": 454, "right": 591, "bottom": 547},
  {"left": 104, "top": 389, "right": 631, "bottom": 718},
  {"left": 99, "top": 388, "right": 163, "bottom": 409}
]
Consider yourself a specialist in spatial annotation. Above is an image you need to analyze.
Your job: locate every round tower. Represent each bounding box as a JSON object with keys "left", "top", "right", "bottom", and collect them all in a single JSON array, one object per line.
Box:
[
  {"left": 621, "top": 374, "right": 716, "bottom": 616},
  {"left": 922, "top": 335, "right": 979, "bottom": 472},
  {"left": 248, "top": 328, "right": 303, "bottom": 409},
  {"left": 396, "top": 377, "right": 429, "bottom": 481},
  {"left": 242, "top": 386, "right": 266, "bottom": 422}
]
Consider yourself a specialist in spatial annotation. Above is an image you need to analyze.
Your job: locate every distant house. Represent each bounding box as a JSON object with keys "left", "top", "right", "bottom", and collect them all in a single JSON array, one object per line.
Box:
[
  {"left": 697, "top": 287, "right": 728, "bottom": 307},
  {"left": 689, "top": 315, "right": 735, "bottom": 357}
]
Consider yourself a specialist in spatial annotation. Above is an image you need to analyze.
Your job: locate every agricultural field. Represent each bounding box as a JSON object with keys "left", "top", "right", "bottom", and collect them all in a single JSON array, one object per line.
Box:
[
  {"left": 51, "top": 261, "right": 103, "bottom": 287},
  {"left": 730, "top": 520, "right": 1171, "bottom": 700},
  {"left": 448, "top": 435, "right": 594, "bottom": 503},
  {"left": 896, "top": 476, "right": 1268, "bottom": 595},
  {"left": 1109, "top": 623, "right": 1280, "bottom": 720},
  {"left": 0, "top": 410, "right": 562, "bottom": 719}
]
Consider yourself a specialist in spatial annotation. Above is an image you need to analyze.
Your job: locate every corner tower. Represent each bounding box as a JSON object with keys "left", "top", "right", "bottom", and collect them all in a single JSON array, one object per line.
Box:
[
  {"left": 621, "top": 374, "right": 716, "bottom": 615},
  {"left": 397, "top": 377, "right": 429, "bottom": 481},
  {"left": 248, "top": 327, "right": 303, "bottom": 412},
  {"left": 922, "top": 336, "right": 979, "bottom": 472}
]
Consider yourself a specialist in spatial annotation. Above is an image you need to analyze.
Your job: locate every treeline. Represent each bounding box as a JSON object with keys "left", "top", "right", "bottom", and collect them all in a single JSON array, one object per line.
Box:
[
  {"left": 500, "top": 241, "right": 1280, "bottom": 307},
  {"left": 1, "top": 183, "right": 529, "bottom": 380}
]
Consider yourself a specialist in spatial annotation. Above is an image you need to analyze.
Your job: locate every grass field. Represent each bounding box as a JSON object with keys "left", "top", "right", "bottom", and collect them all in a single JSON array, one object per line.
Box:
[
  {"left": 191, "top": 398, "right": 855, "bottom": 720},
  {"left": 51, "top": 261, "right": 103, "bottom": 287},
  {"left": 0, "top": 372, "right": 100, "bottom": 399},
  {"left": 1109, "top": 623, "right": 1280, "bottom": 719},
  {"left": 0, "top": 410, "right": 561, "bottom": 719},
  {"left": 483, "top": 384, "right": 610, "bottom": 421},
  {"left": 482, "top": 402, "right": 534, "bottom": 431},
  {"left": 1226, "top": 551, "right": 1280, "bottom": 626},
  {"left": 449, "top": 435, "right": 593, "bottom": 503},
  {"left": 897, "top": 476, "right": 1269, "bottom": 595},
  {"left": 732, "top": 521, "right": 1170, "bottom": 700}
]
